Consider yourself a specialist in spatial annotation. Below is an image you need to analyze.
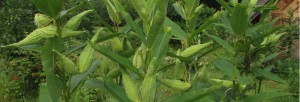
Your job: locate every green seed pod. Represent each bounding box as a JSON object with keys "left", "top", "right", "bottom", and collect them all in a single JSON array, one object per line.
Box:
[
  {"left": 209, "top": 79, "right": 246, "bottom": 91},
  {"left": 106, "top": 67, "right": 121, "bottom": 78},
  {"left": 157, "top": 78, "right": 191, "bottom": 91},
  {"left": 261, "top": 33, "right": 285, "bottom": 45},
  {"left": 34, "top": 13, "right": 52, "bottom": 28},
  {"left": 6, "top": 29, "right": 43, "bottom": 47},
  {"left": 174, "top": 50, "right": 186, "bottom": 80},
  {"left": 198, "top": 64, "right": 209, "bottom": 83},
  {"left": 64, "top": 10, "right": 93, "bottom": 30},
  {"left": 78, "top": 32, "right": 101, "bottom": 73},
  {"left": 111, "top": 37, "right": 123, "bottom": 52},
  {"left": 53, "top": 50, "right": 78, "bottom": 74},
  {"left": 61, "top": 28, "right": 86, "bottom": 38},
  {"left": 78, "top": 45, "right": 94, "bottom": 73},
  {"left": 101, "top": 56, "right": 111, "bottom": 75},
  {"left": 132, "top": 48, "right": 143, "bottom": 69},
  {"left": 122, "top": 71, "right": 139, "bottom": 102},
  {"left": 37, "top": 25, "right": 57, "bottom": 38},
  {"left": 180, "top": 42, "right": 213, "bottom": 58},
  {"left": 141, "top": 75, "right": 156, "bottom": 102},
  {"left": 146, "top": 58, "right": 157, "bottom": 76}
]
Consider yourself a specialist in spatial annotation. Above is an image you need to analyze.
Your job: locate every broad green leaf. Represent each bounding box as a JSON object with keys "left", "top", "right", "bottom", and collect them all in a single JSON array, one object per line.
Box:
[
  {"left": 164, "top": 17, "right": 186, "bottom": 40},
  {"left": 206, "top": 34, "right": 234, "bottom": 53},
  {"left": 231, "top": 4, "right": 249, "bottom": 35},
  {"left": 33, "top": 0, "right": 62, "bottom": 17},
  {"left": 41, "top": 37, "right": 64, "bottom": 102},
  {"left": 252, "top": 67, "right": 286, "bottom": 84},
  {"left": 103, "top": 77, "right": 131, "bottom": 102},
  {"left": 38, "top": 83, "right": 52, "bottom": 102},
  {"left": 147, "top": 0, "right": 168, "bottom": 48},
  {"left": 264, "top": 53, "right": 279, "bottom": 62},
  {"left": 128, "top": 0, "right": 148, "bottom": 22},
  {"left": 184, "top": 0, "right": 199, "bottom": 19},
  {"left": 243, "top": 91, "right": 292, "bottom": 102},
  {"left": 216, "top": 0, "right": 232, "bottom": 12},
  {"left": 212, "top": 59, "right": 240, "bottom": 78},
  {"left": 70, "top": 60, "right": 99, "bottom": 93},
  {"left": 150, "top": 27, "right": 172, "bottom": 67},
  {"left": 89, "top": 42, "right": 143, "bottom": 77},
  {"left": 161, "top": 83, "right": 222, "bottom": 102},
  {"left": 172, "top": 2, "right": 186, "bottom": 19},
  {"left": 120, "top": 11, "right": 147, "bottom": 45},
  {"left": 191, "top": 11, "right": 222, "bottom": 40}
]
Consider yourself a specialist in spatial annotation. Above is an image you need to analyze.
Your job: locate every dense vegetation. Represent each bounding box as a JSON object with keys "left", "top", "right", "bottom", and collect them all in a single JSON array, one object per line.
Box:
[{"left": 0, "top": 0, "right": 298, "bottom": 101}]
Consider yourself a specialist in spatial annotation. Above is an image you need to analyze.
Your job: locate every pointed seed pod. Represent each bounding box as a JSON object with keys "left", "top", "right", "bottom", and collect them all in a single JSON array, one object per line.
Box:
[
  {"left": 78, "top": 31, "right": 101, "bottom": 73},
  {"left": 157, "top": 78, "right": 191, "bottom": 91},
  {"left": 180, "top": 42, "right": 213, "bottom": 58},
  {"left": 37, "top": 25, "right": 57, "bottom": 38},
  {"left": 106, "top": 67, "right": 121, "bottom": 78},
  {"left": 111, "top": 37, "right": 123, "bottom": 52},
  {"left": 209, "top": 79, "right": 246, "bottom": 91},
  {"left": 64, "top": 10, "right": 93, "bottom": 30},
  {"left": 53, "top": 50, "right": 78, "bottom": 74},
  {"left": 198, "top": 64, "right": 209, "bottom": 83},
  {"left": 34, "top": 13, "right": 52, "bottom": 28},
  {"left": 146, "top": 58, "right": 157, "bottom": 76},
  {"left": 6, "top": 29, "right": 43, "bottom": 47},
  {"left": 122, "top": 71, "right": 139, "bottom": 102},
  {"left": 141, "top": 75, "right": 156, "bottom": 102},
  {"left": 132, "top": 48, "right": 143, "bottom": 69},
  {"left": 174, "top": 50, "right": 186, "bottom": 80}
]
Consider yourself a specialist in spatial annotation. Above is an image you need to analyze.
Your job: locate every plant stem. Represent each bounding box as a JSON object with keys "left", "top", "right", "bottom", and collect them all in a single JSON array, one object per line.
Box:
[{"left": 258, "top": 79, "right": 262, "bottom": 93}]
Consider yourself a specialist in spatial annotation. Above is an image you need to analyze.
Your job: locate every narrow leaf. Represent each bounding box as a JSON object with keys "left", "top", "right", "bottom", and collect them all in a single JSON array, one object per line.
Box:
[
  {"left": 147, "top": 0, "right": 168, "bottom": 47},
  {"left": 164, "top": 17, "right": 187, "bottom": 40},
  {"left": 89, "top": 42, "right": 143, "bottom": 77},
  {"left": 206, "top": 34, "right": 234, "bottom": 53},
  {"left": 150, "top": 27, "right": 172, "bottom": 67},
  {"left": 103, "top": 77, "right": 131, "bottom": 102},
  {"left": 252, "top": 68, "right": 286, "bottom": 84}
]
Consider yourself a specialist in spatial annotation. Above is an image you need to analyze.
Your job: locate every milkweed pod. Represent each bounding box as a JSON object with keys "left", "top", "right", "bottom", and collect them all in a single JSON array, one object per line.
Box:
[
  {"left": 34, "top": 13, "right": 52, "bottom": 28},
  {"left": 61, "top": 28, "right": 86, "bottom": 38},
  {"left": 37, "top": 25, "right": 57, "bottom": 38},
  {"left": 174, "top": 60, "right": 186, "bottom": 80},
  {"left": 78, "top": 45, "right": 94, "bottom": 73},
  {"left": 261, "top": 33, "right": 285, "bottom": 45},
  {"left": 209, "top": 79, "right": 246, "bottom": 91},
  {"left": 180, "top": 42, "right": 213, "bottom": 58},
  {"left": 101, "top": 56, "right": 111, "bottom": 75},
  {"left": 132, "top": 48, "right": 143, "bottom": 69},
  {"left": 122, "top": 71, "right": 139, "bottom": 102},
  {"left": 157, "top": 78, "right": 191, "bottom": 91},
  {"left": 111, "top": 37, "right": 123, "bottom": 52},
  {"left": 5, "top": 29, "right": 43, "bottom": 47},
  {"left": 146, "top": 58, "right": 157, "bottom": 76},
  {"left": 198, "top": 64, "right": 209, "bottom": 82},
  {"left": 53, "top": 50, "right": 78, "bottom": 74},
  {"left": 106, "top": 67, "right": 121, "bottom": 78},
  {"left": 64, "top": 10, "right": 93, "bottom": 30},
  {"left": 141, "top": 75, "right": 156, "bottom": 102}
]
